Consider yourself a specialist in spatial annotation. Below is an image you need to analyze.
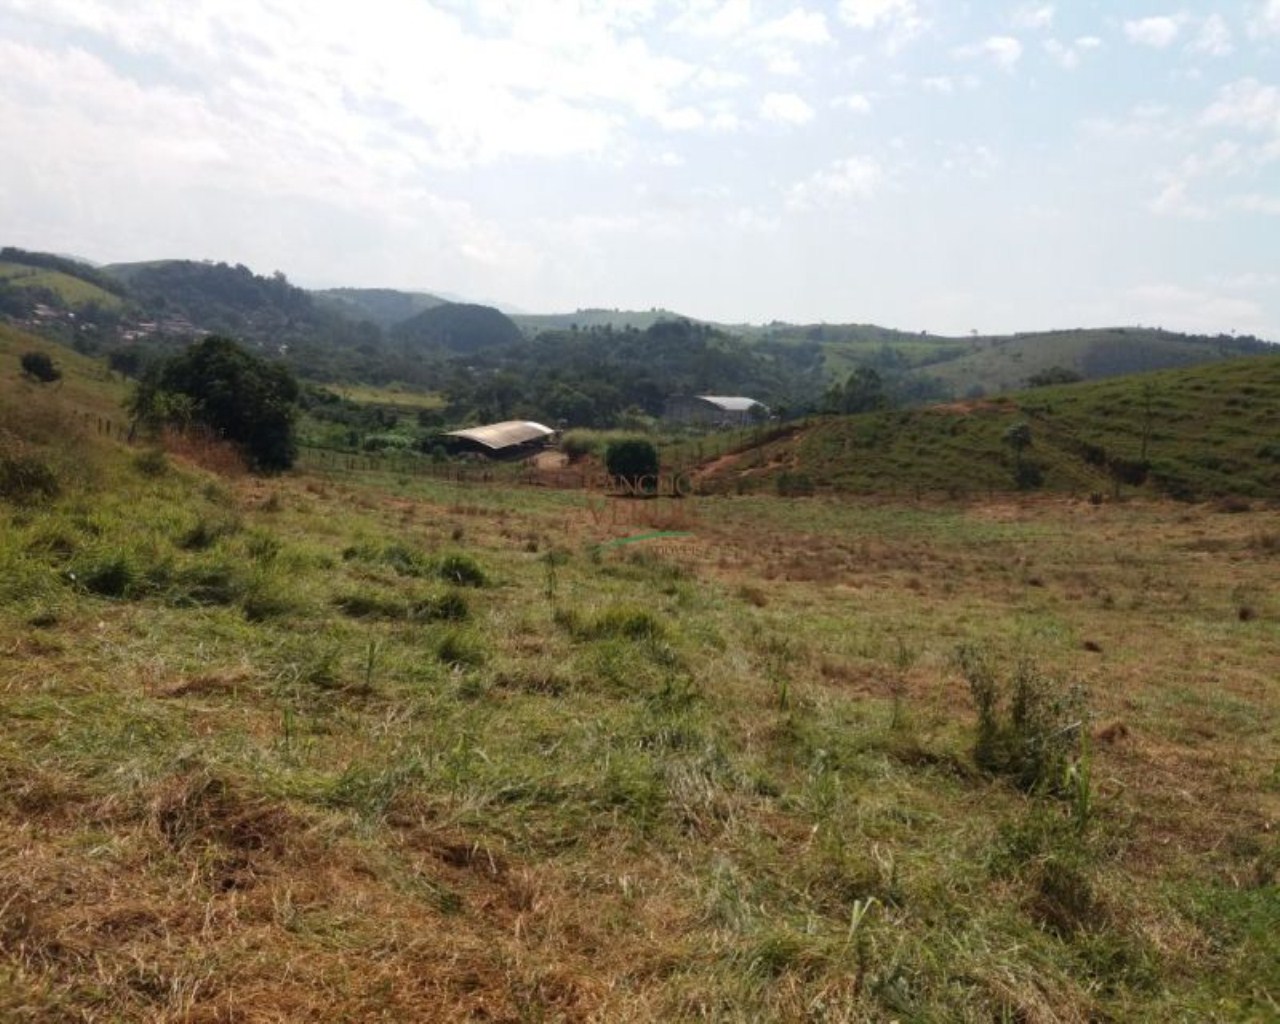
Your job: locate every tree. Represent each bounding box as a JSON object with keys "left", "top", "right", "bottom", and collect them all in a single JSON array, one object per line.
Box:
[
  {"left": 605, "top": 438, "right": 659, "bottom": 492},
  {"left": 826, "top": 366, "right": 887, "bottom": 414},
  {"left": 130, "top": 336, "right": 300, "bottom": 472},
  {"left": 1003, "top": 421, "right": 1041, "bottom": 489},
  {"left": 20, "top": 351, "right": 61, "bottom": 383}
]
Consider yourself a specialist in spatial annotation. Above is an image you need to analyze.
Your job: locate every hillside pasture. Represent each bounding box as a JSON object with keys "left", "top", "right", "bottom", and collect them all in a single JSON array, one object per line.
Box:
[
  {"left": 0, "top": 260, "right": 125, "bottom": 310},
  {"left": 0, "top": 328, "right": 1276, "bottom": 1021}
]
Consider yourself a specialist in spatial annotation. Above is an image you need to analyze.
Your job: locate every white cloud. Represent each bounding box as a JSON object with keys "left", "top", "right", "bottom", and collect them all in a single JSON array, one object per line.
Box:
[
  {"left": 658, "top": 106, "right": 706, "bottom": 131},
  {"left": 941, "top": 142, "right": 1000, "bottom": 178},
  {"left": 1012, "top": 5, "right": 1054, "bottom": 31},
  {"left": 956, "top": 35, "right": 1024, "bottom": 71},
  {"left": 755, "top": 8, "right": 832, "bottom": 45},
  {"left": 1213, "top": 270, "right": 1280, "bottom": 289},
  {"left": 1202, "top": 78, "right": 1280, "bottom": 135},
  {"left": 1249, "top": 0, "right": 1280, "bottom": 38},
  {"left": 1148, "top": 142, "right": 1247, "bottom": 220},
  {"left": 1044, "top": 39, "right": 1078, "bottom": 69},
  {"left": 836, "top": 0, "right": 927, "bottom": 47},
  {"left": 1190, "top": 14, "right": 1233, "bottom": 56},
  {"left": 668, "top": 0, "right": 753, "bottom": 38},
  {"left": 785, "top": 155, "right": 883, "bottom": 209},
  {"left": 1123, "top": 16, "right": 1184, "bottom": 49},
  {"left": 1149, "top": 179, "right": 1210, "bottom": 219},
  {"left": 0, "top": 0, "right": 720, "bottom": 169},
  {"left": 1121, "top": 284, "right": 1266, "bottom": 336},
  {"left": 922, "top": 74, "right": 978, "bottom": 94},
  {"left": 760, "top": 91, "right": 815, "bottom": 125},
  {"left": 1230, "top": 193, "right": 1280, "bottom": 213},
  {"left": 833, "top": 93, "right": 873, "bottom": 113}
]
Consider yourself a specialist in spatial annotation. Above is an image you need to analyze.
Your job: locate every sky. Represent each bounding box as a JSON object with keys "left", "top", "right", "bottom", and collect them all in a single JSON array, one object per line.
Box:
[{"left": 1, "top": 1, "right": 1278, "bottom": 339}]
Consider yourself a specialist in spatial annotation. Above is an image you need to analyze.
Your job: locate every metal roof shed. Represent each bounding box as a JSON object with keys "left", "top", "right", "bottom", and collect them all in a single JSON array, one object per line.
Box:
[{"left": 443, "top": 420, "right": 556, "bottom": 455}]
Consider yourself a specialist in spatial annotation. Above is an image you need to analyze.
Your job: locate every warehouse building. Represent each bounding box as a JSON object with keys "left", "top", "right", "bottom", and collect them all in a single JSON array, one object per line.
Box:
[{"left": 663, "top": 395, "right": 768, "bottom": 427}]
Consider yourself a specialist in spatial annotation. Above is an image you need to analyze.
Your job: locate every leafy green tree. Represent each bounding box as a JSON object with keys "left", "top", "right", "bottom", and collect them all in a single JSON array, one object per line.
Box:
[
  {"left": 826, "top": 366, "right": 887, "bottom": 414},
  {"left": 20, "top": 351, "right": 61, "bottom": 383},
  {"left": 130, "top": 336, "right": 300, "bottom": 471}
]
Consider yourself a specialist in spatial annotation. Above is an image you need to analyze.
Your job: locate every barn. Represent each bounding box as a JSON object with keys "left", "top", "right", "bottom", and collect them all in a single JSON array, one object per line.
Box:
[
  {"left": 441, "top": 420, "right": 557, "bottom": 459},
  {"left": 663, "top": 395, "right": 768, "bottom": 427}
]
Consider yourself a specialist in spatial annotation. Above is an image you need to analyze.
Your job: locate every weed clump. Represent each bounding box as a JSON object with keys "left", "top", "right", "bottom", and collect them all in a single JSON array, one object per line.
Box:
[
  {"left": 0, "top": 437, "right": 60, "bottom": 505},
  {"left": 436, "top": 628, "right": 486, "bottom": 667},
  {"left": 132, "top": 448, "right": 169, "bottom": 478},
  {"left": 955, "top": 643, "right": 1087, "bottom": 794},
  {"left": 437, "top": 552, "right": 488, "bottom": 587},
  {"left": 587, "top": 604, "right": 666, "bottom": 641}
]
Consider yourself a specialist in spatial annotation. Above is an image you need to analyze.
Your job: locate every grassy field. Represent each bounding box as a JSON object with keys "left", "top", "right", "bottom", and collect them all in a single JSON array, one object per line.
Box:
[
  {"left": 328, "top": 384, "right": 447, "bottom": 412},
  {"left": 0, "top": 262, "right": 125, "bottom": 310},
  {"left": 1, "top": 330, "right": 1277, "bottom": 1021},
  {"left": 704, "top": 355, "right": 1280, "bottom": 502}
]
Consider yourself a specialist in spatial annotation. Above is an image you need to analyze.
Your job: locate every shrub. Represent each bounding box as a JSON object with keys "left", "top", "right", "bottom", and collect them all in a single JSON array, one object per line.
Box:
[
  {"left": 132, "top": 448, "right": 169, "bottom": 478},
  {"left": 20, "top": 351, "right": 60, "bottom": 383},
  {"left": 605, "top": 438, "right": 659, "bottom": 491},
  {"left": 561, "top": 432, "right": 600, "bottom": 463},
  {"left": 777, "top": 471, "right": 815, "bottom": 497}
]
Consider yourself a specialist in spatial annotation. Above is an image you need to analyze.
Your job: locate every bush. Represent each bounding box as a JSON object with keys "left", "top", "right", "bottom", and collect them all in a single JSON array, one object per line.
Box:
[
  {"left": 20, "top": 351, "right": 60, "bottom": 383},
  {"left": 605, "top": 438, "right": 659, "bottom": 491},
  {"left": 776, "top": 471, "right": 815, "bottom": 497}
]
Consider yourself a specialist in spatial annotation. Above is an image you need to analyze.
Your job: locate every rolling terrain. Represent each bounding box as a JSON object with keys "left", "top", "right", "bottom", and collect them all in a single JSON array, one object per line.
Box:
[
  {"left": 1, "top": 321, "right": 1277, "bottom": 1021},
  {"left": 701, "top": 355, "right": 1280, "bottom": 503},
  {"left": 4, "top": 246, "right": 1275, "bottom": 412}
]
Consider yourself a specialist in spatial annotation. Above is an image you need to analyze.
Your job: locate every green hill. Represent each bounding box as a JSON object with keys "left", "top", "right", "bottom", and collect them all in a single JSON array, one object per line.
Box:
[
  {"left": 391, "top": 302, "right": 524, "bottom": 354},
  {"left": 751, "top": 322, "right": 1272, "bottom": 399},
  {"left": 0, "top": 248, "right": 126, "bottom": 312},
  {"left": 701, "top": 355, "right": 1280, "bottom": 501},
  {"left": 311, "top": 287, "right": 446, "bottom": 328}
]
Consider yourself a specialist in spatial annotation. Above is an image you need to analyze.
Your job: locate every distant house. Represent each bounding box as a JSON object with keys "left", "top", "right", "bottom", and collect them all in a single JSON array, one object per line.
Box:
[
  {"left": 441, "top": 420, "right": 556, "bottom": 459},
  {"left": 663, "top": 395, "right": 768, "bottom": 428}
]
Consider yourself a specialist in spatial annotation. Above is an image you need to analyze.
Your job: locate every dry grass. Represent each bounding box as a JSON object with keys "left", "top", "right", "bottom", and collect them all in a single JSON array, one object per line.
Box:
[{"left": 1, "top": 345, "right": 1277, "bottom": 1020}]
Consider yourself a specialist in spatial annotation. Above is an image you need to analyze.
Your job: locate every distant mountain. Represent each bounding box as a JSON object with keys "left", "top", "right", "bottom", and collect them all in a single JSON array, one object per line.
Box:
[
  {"left": 101, "top": 259, "right": 316, "bottom": 330},
  {"left": 391, "top": 302, "right": 524, "bottom": 354},
  {"left": 751, "top": 321, "right": 1273, "bottom": 401},
  {"left": 311, "top": 287, "right": 446, "bottom": 329},
  {"left": 5, "top": 244, "right": 1275, "bottom": 413}
]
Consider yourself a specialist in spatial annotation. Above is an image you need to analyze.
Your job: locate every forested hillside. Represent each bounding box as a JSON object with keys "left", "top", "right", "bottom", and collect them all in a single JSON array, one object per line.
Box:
[{"left": 4, "top": 246, "right": 1276, "bottom": 433}]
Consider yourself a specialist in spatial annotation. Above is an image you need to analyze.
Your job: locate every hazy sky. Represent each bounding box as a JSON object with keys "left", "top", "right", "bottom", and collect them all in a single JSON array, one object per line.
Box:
[{"left": 2, "top": 1, "right": 1278, "bottom": 337}]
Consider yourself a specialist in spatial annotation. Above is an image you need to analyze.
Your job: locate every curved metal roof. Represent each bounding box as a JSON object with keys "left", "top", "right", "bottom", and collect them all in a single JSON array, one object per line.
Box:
[
  {"left": 696, "top": 396, "right": 764, "bottom": 411},
  {"left": 444, "top": 420, "right": 555, "bottom": 450}
]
